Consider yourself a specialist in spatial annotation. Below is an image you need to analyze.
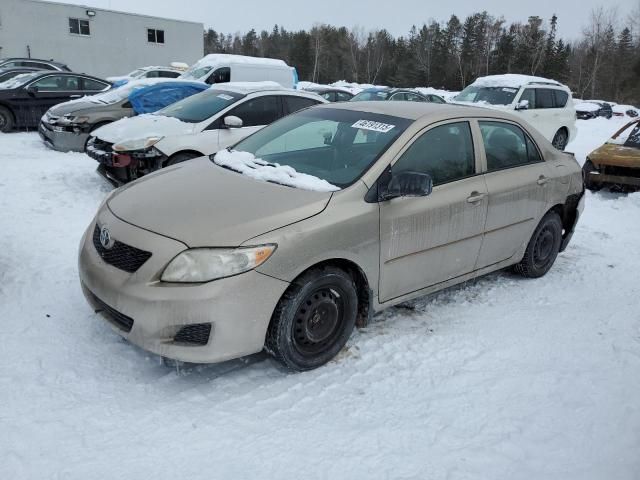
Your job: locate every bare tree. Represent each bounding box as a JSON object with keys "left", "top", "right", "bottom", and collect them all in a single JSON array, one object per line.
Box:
[{"left": 582, "top": 7, "right": 618, "bottom": 97}]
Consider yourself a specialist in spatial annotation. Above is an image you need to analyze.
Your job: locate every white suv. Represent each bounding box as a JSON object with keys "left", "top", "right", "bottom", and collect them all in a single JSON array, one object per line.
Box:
[{"left": 453, "top": 74, "right": 577, "bottom": 150}]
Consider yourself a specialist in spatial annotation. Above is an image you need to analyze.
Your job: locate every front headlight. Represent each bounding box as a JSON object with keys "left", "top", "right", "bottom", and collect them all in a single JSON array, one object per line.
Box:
[
  {"left": 63, "top": 114, "right": 90, "bottom": 124},
  {"left": 161, "top": 245, "right": 277, "bottom": 283},
  {"left": 113, "top": 136, "right": 163, "bottom": 152}
]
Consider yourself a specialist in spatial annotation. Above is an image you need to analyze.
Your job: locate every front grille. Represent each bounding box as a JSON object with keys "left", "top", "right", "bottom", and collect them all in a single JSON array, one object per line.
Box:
[
  {"left": 89, "top": 136, "right": 114, "bottom": 153},
  {"left": 173, "top": 323, "right": 212, "bottom": 346},
  {"left": 602, "top": 165, "right": 640, "bottom": 178},
  {"left": 90, "top": 292, "right": 134, "bottom": 333},
  {"left": 92, "top": 224, "right": 152, "bottom": 273}
]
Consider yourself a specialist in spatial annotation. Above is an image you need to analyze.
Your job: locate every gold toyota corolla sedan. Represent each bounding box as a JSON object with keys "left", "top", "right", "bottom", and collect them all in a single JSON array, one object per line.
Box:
[{"left": 79, "top": 102, "right": 585, "bottom": 371}]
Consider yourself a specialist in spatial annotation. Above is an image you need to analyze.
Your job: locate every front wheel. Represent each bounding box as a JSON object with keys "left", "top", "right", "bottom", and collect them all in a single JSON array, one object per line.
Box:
[
  {"left": 514, "top": 211, "right": 563, "bottom": 278},
  {"left": 164, "top": 151, "right": 200, "bottom": 167},
  {"left": 552, "top": 129, "right": 568, "bottom": 151},
  {"left": 266, "top": 266, "right": 358, "bottom": 371},
  {"left": 0, "top": 106, "right": 14, "bottom": 133}
]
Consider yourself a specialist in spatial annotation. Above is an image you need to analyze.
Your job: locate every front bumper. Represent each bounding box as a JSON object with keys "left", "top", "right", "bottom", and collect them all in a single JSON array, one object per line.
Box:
[
  {"left": 39, "top": 121, "right": 89, "bottom": 152},
  {"left": 86, "top": 139, "right": 166, "bottom": 185},
  {"left": 78, "top": 206, "right": 289, "bottom": 363},
  {"left": 585, "top": 170, "right": 640, "bottom": 188}
]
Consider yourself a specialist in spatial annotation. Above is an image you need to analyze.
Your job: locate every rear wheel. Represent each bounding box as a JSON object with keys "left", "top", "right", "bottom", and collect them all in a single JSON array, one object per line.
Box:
[
  {"left": 0, "top": 106, "right": 14, "bottom": 132},
  {"left": 514, "top": 211, "right": 563, "bottom": 278},
  {"left": 164, "top": 151, "right": 200, "bottom": 167},
  {"left": 266, "top": 266, "right": 358, "bottom": 371},
  {"left": 552, "top": 128, "right": 568, "bottom": 151}
]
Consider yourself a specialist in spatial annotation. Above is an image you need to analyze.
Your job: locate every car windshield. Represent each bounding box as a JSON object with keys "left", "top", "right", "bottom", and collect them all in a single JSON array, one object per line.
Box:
[
  {"left": 157, "top": 89, "right": 243, "bottom": 123},
  {"left": 454, "top": 86, "right": 518, "bottom": 105},
  {"left": 351, "top": 90, "right": 390, "bottom": 101},
  {"left": 180, "top": 65, "right": 213, "bottom": 81},
  {"left": 609, "top": 121, "right": 640, "bottom": 148},
  {"left": 216, "top": 108, "right": 412, "bottom": 188},
  {"left": 0, "top": 72, "right": 40, "bottom": 89}
]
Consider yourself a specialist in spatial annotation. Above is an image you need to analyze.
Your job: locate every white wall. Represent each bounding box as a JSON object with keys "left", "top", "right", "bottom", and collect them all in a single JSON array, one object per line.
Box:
[{"left": 0, "top": 0, "right": 204, "bottom": 79}]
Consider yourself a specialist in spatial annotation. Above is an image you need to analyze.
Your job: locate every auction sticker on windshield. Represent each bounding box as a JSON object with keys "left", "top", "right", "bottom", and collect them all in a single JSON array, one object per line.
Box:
[{"left": 352, "top": 120, "right": 395, "bottom": 133}]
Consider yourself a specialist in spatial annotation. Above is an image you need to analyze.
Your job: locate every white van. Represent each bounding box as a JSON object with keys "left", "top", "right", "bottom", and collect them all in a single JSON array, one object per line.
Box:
[
  {"left": 179, "top": 54, "right": 295, "bottom": 89},
  {"left": 453, "top": 74, "right": 577, "bottom": 150}
]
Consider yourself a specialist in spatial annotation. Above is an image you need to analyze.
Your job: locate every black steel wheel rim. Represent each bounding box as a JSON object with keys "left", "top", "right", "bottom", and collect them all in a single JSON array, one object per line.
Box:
[
  {"left": 553, "top": 131, "right": 567, "bottom": 149},
  {"left": 292, "top": 286, "right": 345, "bottom": 357},
  {"left": 0, "top": 114, "right": 6, "bottom": 129},
  {"left": 533, "top": 225, "right": 556, "bottom": 268}
]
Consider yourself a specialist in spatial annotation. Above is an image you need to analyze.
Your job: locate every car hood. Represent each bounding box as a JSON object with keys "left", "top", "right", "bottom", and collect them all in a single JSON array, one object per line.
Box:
[
  {"left": 48, "top": 99, "right": 105, "bottom": 116},
  {"left": 107, "top": 157, "right": 332, "bottom": 247},
  {"left": 93, "top": 114, "right": 196, "bottom": 143},
  {"left": 590, "top": 143, "right": 640, "bottom": 168}
]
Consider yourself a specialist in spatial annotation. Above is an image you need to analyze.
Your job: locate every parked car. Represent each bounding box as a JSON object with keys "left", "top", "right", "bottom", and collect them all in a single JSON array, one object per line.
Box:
[
  {"left": 0, "top": 71, "right": 111, "bottom": 132},
  {"left": 0, "top": 67, "right": 42, "bottom": 84},
  {"left": 39, "top": 80, "right": 208, "bottom": 152},
  {"left": 583, "top": 119, "right": 640, "bottom": 191},
  {"left": 452, "top": 74, "right": 577, "bottom": 151},
  {"left": 302, "top": 86, "right": 354, "bottom": 102},
  {"left": 179, "top": 54, "right": 295, "bottom": 88},
  {"left": 79, "top": 102, "right": 585, "bottom": 371},
  {"left": 351, "top": 88, "right": 445, "bottom": 103},
  {"left": 86, "top": 82, "right": 326, "bottom": 184},
  {"left": 612, "top": 104, "right": 639, "bottom": 118},
  {"left": 0, "top": 57, "right": 71, "bottom": 72},
  {"left": 106, "top": 66, "right": 186, "bottom": 87},
  {"left": 575, "top": 101, "right": 612, "bottom": 119}
]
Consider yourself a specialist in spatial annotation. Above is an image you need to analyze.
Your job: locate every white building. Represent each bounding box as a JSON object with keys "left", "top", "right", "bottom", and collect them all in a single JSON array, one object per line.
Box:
[{"left": 0, "top": 0, "right": 204, "bottom": 78}]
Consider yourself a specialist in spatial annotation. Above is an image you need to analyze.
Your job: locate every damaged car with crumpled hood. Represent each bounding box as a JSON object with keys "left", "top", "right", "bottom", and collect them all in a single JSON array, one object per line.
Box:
[{"left": 39, "top": 79, "right": 208, "bottom": 152}]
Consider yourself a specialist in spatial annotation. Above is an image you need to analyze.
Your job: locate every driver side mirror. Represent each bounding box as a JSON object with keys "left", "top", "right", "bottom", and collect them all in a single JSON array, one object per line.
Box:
[
  {"left": 26, "top": 85, "right": 39, "bottom": 96},
  {"left": 381, "top": 171, "right": 433, "bottom": 201},
  {"left": 223, "top": 115, "right": 243, "bottom": 128},
  {"left": 515, "top": 99, "right": 529, "bottom": 111}
]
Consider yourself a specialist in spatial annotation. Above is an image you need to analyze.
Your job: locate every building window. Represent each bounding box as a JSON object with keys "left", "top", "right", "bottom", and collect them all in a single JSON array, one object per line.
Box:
[
  {"left": 69, "top": 18, "right": 90, "bottom": 36},
  {"left": 147, "top": 28, "right": 165, "bottom": 44}
]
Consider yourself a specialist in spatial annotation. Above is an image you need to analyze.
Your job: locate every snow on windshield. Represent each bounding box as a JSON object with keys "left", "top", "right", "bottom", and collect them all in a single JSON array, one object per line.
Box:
[
  {"left": 213, "top": 149, "right": 340, "bottom": 192},
  {"left": 0, "top": 72, "right": 40, "bottom": 89}
]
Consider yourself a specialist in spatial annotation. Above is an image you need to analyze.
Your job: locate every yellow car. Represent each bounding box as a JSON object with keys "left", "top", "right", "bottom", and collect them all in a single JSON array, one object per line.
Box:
[{"left": 583, "top": 119, "right": 640, "bottom": 191}]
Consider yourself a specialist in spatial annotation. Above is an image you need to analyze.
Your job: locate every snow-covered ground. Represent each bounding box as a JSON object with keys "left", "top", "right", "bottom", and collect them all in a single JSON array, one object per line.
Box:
[{"left": 1, "top": 117, "right": 639, "bottom": 479}]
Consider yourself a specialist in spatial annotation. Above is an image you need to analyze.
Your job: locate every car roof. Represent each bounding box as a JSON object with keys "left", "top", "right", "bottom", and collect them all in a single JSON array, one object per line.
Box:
[
  {"left": 312, "top": 101, "right": 519, "bottom": 122},
  {"left": 19, "top": 70, "right": 107, "bottom": 82},
  {"left": 305, "top": 86, "right": 352, "bottom": 94},
  {"left": 209, "top": 82, "right": 308, "bottom": 95},
  {"left": 0, "top": 57, "right": 67, "bottom": 67}
]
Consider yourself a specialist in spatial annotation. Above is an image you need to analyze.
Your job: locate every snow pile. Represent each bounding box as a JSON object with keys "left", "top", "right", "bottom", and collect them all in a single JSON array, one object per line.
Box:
[
  {"left": 214, "top": 149, "right": 339, "bottom": 192},
  {"left": 575, "top": 102, "right": 601, "bottom": 112},
  {"left": 330, "top": 80, "right": 384, "bottom": 94},
  {"left": 472, "top": 73, "right": 566, "bottom": 89},
  {"left": 297, "top": 81, "right": 353, "bottom": 94}
]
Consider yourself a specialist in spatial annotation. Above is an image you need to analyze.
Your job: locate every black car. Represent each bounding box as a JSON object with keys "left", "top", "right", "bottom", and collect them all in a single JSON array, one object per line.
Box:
[
  {"left": 0, "top": 67, "right": 42, "bottom": 84},
  {"left": 576, "top": 100, "right": 613, "bottom": 120},
  {"left": 350, "top": 87, "right": 446, "bottom": 103},
  {"left": 303, "top": 86, "right": 354, "bottom": 102},
  {"left": 0, "top": 58, "right": 71, "bottom": 72},
  {"left": 0, "top": 71, "right": 111, "bottom": 132}
]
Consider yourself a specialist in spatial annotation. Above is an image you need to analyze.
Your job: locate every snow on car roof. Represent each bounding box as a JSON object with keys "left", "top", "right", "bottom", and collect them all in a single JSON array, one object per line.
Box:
[
  {"left": 191, "top": 54, "right": 288, "bottom": 68},
  {"left": 471, "top": 74, "right": 565, "bottom": 89},
  {"left": 575, "top": 102, "right": 601, "bottom": 112}
]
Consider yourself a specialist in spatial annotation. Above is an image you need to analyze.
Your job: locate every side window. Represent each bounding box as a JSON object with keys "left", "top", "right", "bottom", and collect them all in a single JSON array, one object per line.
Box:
[
  {"left": 406, "top": 93, "right": 426, "bottom": 102},
  {"left": 227, "top": 96, "right": 280, "bottom": 127},
  {"left": 82, "top": 78, "right": 108, "bottom": 91},
  {"left": 32, "top": 75, "right": 79, "bottom": 91},
  {"left": 554, "top": 90, "right": 569, "bottom": 108},
  {"left": 428, "top": 95, "right": 446, "bottom": 104},
  {"left": 283, "top": 96, "right": 320, "bottom": 114},
  {"left": 145, "top": 71, "right": 160, "bottom": 78},
  {"left": 392, "top": 121, "right": 475, "bottom": 186},
  {"left": 536, "top": 89, "right": 555, "bottom": 109},
  {"left": 480, "top": 121, "right": 541, "bottom": 172},
  {"left": 159, "top": 71, "right": 180, "bottom": 78},
  {"left": 389, "top": 92, "right": 407, "bottom": 101},
  {"left": 210, "top": 67, "right": 230, "bottom": 84},
  {"left": 24, "top": 61, "right": 50, "bottom": 70},
  {"left": 336, "top": 92, "right": 352, "bottom": 102},
  {"left": 520, "top": 89, "right": 536, "bottom": 109}
]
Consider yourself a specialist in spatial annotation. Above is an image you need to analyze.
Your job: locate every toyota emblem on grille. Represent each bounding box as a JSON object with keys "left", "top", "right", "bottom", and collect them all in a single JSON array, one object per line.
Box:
[{"left": 99, "top": 226, "right": 112, "bottom": 249}]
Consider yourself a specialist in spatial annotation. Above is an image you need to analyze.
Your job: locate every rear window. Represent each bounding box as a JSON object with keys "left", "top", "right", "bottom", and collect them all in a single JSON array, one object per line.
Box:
[
  {"left": 159, "top": 89, "right": 244, "bottom": 123},
  {"left": 351, "top": 90, "right": 390, "bottom": 101}
]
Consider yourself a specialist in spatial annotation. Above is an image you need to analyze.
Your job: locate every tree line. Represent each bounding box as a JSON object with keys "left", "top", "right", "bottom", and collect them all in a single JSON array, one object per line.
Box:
[{"left": 203, "top": 6, "right": 640, "bottom": 103}]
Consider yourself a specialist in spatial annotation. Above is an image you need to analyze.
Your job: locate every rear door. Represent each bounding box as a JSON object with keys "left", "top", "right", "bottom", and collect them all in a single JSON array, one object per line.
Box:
[
  {"left": 378, "top": 120, "right": 488, "bottom": 302},
  {"left": 282, "top": 95, "right": 322, "bottom": 115},
  {"left": 475, "top": 120, "right": 552, "bottom": 269}
]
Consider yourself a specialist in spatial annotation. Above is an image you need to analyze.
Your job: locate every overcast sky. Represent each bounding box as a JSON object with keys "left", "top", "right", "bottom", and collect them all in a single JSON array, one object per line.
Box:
[{"left": 55, "top": 0, "right": 638, "bottom": 41}]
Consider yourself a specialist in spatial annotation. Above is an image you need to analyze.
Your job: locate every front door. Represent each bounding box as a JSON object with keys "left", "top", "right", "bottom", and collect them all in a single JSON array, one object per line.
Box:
[
  {"left": 475, "top": 120, "right": 552, "bottom": 269},
  {"left": 379, "top": 121, "right": 488, "bottom": 302},
  {"left": 24, "top": 74, "right": 82, "bottom": 127},
  {"left": 217, "top": 95, "right": 282, "bottom": 151}
]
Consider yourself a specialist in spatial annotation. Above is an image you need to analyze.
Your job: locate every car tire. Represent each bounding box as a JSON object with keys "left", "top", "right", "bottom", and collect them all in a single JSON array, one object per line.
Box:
[
  {"left": 0, "top": 106, "right": 14, "bottom": 133},
  {"left": 551, "top": 129, "right": 568, "bottom": 151},
  {"left": 164, "top": 152, "right": 200, "bottom": 167},
  {"left": 266, "top": 266, "right": 358, "bottom": 371},
  {"left": 514, "top": 211, "right": 563, "bottom": 278},
  {"left": 582, "top": 160, "right": 602, "bottom": 191}
]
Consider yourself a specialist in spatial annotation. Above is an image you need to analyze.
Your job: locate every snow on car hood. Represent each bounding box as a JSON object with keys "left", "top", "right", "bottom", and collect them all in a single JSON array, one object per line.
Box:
[
  {"left": 213, "top": 149, "right": 340, "bottom": 192},
  {"left": 107, "top": 156, "right": 332, "bottom": 247},
  {"left": 93, "top": 114, "right": 195, "bottom": 143},
  {"left": 48, "top": 99, "right": 106, "bottom": 116}
]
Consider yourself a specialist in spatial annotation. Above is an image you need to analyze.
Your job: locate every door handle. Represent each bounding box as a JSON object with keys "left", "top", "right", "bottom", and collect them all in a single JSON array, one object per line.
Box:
[
  {"left": 537, "top": 175, "right": 549, "bottom": 186},
  {"left": 70, "top": 94, "right": 82, "bottom": 98},
  {"left": 466, "top": 192, "right": 486, "bottom": 204}
]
